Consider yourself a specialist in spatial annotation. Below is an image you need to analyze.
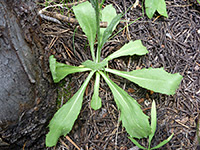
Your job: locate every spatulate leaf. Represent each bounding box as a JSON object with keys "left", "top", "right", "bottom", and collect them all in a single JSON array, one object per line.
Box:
[
  {"left": 91, "top": 72, "right": 102, "bottom": 110},
  {"left": 145, "top": 0, "right": 156, "bottom": 19},
  {"left": 104, "top": 40, "right": 148, "bottom": 61},
  {"left": 99, "top": 71, "right": 151, "bottom": 138},
  {"left": 46, "top": 71, "right": 95, "bottom": 147},
  {"left": 49, "top": 55, "right": 90, "bottom": 83},
  {"left": 157, "top": 0, "right": 168, "bottom": 18},
  {"left": 105, "top": 67, "right": 183, "bottom": 95},
  {"left": 73, "top": 1, "right": 96, "bottom": 60},
  {"left": 145, "top": 0, "right": 168, "bottom": 19}
]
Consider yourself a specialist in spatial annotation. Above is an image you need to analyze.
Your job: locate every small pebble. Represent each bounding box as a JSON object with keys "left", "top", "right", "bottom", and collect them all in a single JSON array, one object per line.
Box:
[
  {"left": 99, "top": 108, "right": 107, "bottom": 118},
  {"left": 194, "top": 65, "right": 199, "bottom": 71},
  {"left": 198, "top": 29, "right": 200, "bottom": 34},
  {"left": 166, "top": 33, "right": 172, "bottom": 39},
  {"left": 144, "top": 100, "right": 151, "bottom": 106},
  {"left": 128, "top": 146, "right": 139, "bottom": 150}
]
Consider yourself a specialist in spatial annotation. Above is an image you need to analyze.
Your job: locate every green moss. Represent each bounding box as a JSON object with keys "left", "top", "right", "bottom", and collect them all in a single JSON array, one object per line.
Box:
[{"left": 56, "top": 80, "right": 72, "bottom": 109}]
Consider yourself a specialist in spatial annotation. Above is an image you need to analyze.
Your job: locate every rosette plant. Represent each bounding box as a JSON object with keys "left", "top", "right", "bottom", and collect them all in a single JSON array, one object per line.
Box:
[{"left": 46, "top": 0, "right": 182, "bottom": 147}]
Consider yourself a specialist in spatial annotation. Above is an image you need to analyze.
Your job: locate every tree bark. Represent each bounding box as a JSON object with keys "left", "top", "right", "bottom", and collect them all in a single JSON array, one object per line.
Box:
[{"left": 0, "top": 0, "right": 56, "bottom": 149}]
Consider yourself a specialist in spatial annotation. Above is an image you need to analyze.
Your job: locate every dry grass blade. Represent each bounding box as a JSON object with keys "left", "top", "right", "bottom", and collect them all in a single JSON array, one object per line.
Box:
[{"left": 65, "top": 136, "right": 81, "bottom": 150}]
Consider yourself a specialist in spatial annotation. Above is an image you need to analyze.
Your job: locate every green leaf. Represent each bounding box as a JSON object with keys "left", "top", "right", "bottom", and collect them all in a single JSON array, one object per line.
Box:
[
  {"left": 151, "top": 133, "right": 174, "bottom": 149},
  {"left": 104, "top": 40, "right": 148, "bottom": 61},
  {"left": 96, "top": 3, "right": 121, "bottom": 63},
  {"left": 100, "top": 0, "right": 106, "bottom": 8},
  {"left": 91, "top": 72, "right": 102, "bottom": 110},
  {"left": 89, "top": 0, "right": 101, "bottom": 51},
  {"left": 100, "top": 4, "right": 117, "bottom": 39},
  {"left": 145, "top": 0, "right": 168, "bottom": 19},
  {"left": 148, "top": 100, "right": 157, "bottom": 148},
  {"left": 73, "top": 1, "right": 96, "bottom": 60},
  {"left": 157, "top": 0, "right": 168, "bottom": 18},
  {"left": 145, "top": 0, "right": 156, "bottom": 19},
  {"left": 129, "top": 137, "right": 147, "bottom": 149},
  {"left": 99, "top": 71, "right": 151, "bottom": 138},
  {"left": 49, "top": 55, "right": 90, "bottom": 83},
  {"left": 46, "top": 71, "right": 95, "bottom": 147},
  {"left": 89, "top": 0, "right": 97, "bottom": 9},
  {"left": 105, "top": 67, "right": 183, "bottom": 95},
  {"left": 82, "top": 60, "right": 108, "bottom": 71},
  {"left": 99, "top": 13, "right": 122, "bottom": 50}
]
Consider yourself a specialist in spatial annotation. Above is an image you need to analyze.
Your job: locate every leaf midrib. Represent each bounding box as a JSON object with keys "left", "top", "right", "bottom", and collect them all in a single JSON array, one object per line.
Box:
[
  {"left": 99, "top": 71, "right": 144, "bottom": 131},
  {"left": 106, "top": 68, "right": 171, "bottom": 84}
]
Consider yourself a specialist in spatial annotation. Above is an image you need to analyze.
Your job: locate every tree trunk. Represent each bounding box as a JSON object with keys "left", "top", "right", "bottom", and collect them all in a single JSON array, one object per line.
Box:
[{"left": 0, "top": 0, "right": 56, "bottom": 149}]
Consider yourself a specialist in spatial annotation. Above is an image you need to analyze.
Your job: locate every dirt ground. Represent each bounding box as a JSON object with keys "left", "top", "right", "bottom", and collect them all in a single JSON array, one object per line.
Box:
[{"left": 37, "top": 0, "right": 200, "bottom": 149}]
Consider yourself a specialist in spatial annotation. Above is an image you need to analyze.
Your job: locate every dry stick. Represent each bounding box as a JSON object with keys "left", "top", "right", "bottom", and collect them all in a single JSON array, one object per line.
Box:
[
  {"left": 123, "top": 0, "right": 131, "bottom": 40},
  {"left": 48, "top": 36, "right": 59, "bottom": 50},
  {"left": 142, "top": 107, "right": 151, "bottom": 112},
  {"left": 61, "top": 42, "right": 73, "bottom": 58},
  {"left": 22, "top": 141, "right": 27, "bottom": 150},
  {"left": 60, "top": 139, "right": 70, "bottom": 149},
  {"left": 65, "top": 135, "right": 81, "bottom": 150},
  {"left": 174, "top": 120, "right": 191, "bottom": 129},
  {"left": 131, "top": 0, "right": 140, "bottom": 9},
  {"left": 152, "top": 15, "right": 161, "bottom": 23},
  {"left": 39, "top": 13, "right": 62, "bottom": 24},
  {"left": 41, "top": 10, "right": 108, "bottom": 28},
  {"left": 39, "top": 2, "right": 141, "bottom": 30},
  {"left": 39, "top": 0, "right": 107, "bottom": 28},
  {"left": 115, "top": 113, "right": 121, "bottom": 150},
  {"left": 38, "top": 0, "right": 81, "bottom": 25}
]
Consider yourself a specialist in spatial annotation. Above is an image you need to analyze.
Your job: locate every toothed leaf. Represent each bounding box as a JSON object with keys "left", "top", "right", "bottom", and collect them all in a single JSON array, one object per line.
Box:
[
  {"left": 104, "top": 40, "right": 148, "bottom": 61},
  {"left": 105, "top": 68, "right": 183, "bottom": 95},
  {"left": 73, "top": 1, "right": 96, "bottom": 60}
]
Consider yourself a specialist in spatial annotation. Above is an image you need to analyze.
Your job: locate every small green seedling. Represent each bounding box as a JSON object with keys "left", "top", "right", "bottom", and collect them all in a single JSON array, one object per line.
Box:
[
  {"left": 45, "top": 0, "right": 182, "bottom": 147},
  {"left": 145, "top": 0, "right": 168, "bottom": 19},
  {"left": 129, "top": 100, "right": 174, "bottom": 149}
]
